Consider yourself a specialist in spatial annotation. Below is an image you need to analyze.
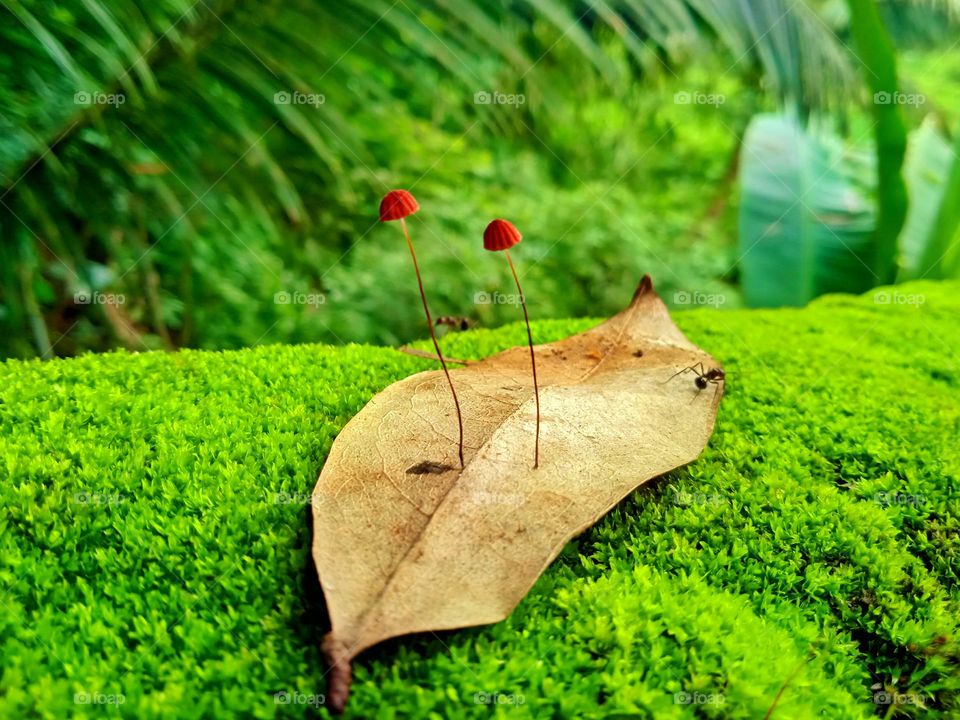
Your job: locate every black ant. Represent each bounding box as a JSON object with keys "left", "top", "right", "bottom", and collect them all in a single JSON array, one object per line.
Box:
[
  {"left": 434, "top": 316, "right": 474, "bottom": 333},
  {"left": 666, "top": 362, "right": 725, "bottom": 402}
]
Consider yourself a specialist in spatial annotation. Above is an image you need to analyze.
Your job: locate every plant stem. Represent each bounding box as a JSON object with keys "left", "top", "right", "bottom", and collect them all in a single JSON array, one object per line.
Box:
[
  {"left": 846, "top": 0, "right": 908, "bottom": 283},
  {"left": 505, "top": 250, "right": 540, "bottom": 468},
  {"left": 400, "top": 218, "right": 464, "bottom": 468}
]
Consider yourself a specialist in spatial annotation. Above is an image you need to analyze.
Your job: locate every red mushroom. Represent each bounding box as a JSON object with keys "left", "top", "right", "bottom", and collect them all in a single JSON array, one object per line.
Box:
[
  {"left": 483, "top": 218, "right": 540, "bottom": 468},
  {"left": 380, "top": 190, "right": 464, "bottom": 468}
]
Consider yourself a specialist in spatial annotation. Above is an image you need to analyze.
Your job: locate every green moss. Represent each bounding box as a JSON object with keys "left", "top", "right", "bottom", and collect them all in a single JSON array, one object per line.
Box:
[{"left": 1, "top": 281, "right": 958, "bottom": 719}]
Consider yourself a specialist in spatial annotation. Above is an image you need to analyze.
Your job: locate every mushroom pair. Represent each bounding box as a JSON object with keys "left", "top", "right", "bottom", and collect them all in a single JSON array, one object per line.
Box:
[{"left": 379, "top": 189, "right": 540, "bottom": 469}]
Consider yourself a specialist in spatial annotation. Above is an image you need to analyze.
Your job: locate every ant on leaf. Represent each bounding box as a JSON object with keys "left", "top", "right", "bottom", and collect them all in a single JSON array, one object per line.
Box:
[{"left": 666, "top": 362, "right": 725, "bottom": 402}]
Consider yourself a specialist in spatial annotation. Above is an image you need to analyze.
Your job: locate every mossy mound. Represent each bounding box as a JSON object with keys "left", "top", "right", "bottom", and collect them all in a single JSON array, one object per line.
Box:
[{"left": 1, "top": 281, "right": 958, "bottom": 719}]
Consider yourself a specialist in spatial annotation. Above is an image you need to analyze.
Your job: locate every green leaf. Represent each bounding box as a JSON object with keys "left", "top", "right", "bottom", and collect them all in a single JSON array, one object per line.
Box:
[
  {"left": 915, "top": 128, "right": 960, "bottom": 279},
  {"left": 898, "top": 115, "right": 960, "bottom": 280},
  {"left": 6, "top": 2, "right": 89, "bottom": 86},
  {"left": 738, "top": 113, "right": 877, "bottom": 307}
]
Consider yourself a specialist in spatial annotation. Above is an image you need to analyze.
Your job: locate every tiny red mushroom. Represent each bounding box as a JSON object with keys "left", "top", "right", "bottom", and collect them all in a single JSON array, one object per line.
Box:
[
  {"left": 379, "top": 189, "right": 419, "bottom": 222},
  {"left": 380, "top": 189, "right": 465, "bottom": 468},
  {"left": 483, "top": 218, "right": 541, "bottom": 468}
]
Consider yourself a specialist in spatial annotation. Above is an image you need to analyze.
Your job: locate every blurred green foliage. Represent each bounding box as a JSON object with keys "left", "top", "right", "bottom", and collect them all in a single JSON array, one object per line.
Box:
[{"left": 0, "top": 0, "right": 958, "bottom": 359}]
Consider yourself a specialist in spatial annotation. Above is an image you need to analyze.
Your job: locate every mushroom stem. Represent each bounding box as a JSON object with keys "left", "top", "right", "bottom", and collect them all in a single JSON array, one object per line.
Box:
[
  {"left": 400, "top": 218, "right": 465, "bottom": 468},
  {"left": 396, "top": 346, "right": 474, "bottom": 366},
  {"left": 505, "top": 249, "right": 540, "bottom": 468}
]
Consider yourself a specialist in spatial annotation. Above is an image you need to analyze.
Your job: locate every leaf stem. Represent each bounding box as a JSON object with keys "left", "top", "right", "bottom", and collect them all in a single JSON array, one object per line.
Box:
[{"left": 321, "top": 634, "right": 353, "bottom": 714}]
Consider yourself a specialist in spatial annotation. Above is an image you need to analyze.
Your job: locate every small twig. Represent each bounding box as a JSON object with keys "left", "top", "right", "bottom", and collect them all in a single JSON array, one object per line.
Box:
[
  {"left": 764, "top": 649, "right": 817, "bottom": 719},
  {"left": 396, "top": 346, "right": 475, "bottom": 365}
]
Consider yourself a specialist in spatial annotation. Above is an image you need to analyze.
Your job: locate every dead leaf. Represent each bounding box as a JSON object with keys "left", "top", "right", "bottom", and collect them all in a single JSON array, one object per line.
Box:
[{"left": 311, "top": 276, "right": 723, "bottom": 711}]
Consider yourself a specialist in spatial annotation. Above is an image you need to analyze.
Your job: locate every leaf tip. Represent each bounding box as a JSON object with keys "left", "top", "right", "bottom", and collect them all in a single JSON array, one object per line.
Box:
[{"left": 631, "top": 274, "right": 655, "bottom": 305}]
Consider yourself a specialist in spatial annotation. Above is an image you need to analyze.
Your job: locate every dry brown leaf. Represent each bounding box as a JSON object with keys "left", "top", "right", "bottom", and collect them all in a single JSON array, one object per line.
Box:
[{"left": 311, "top": 276, "right": 723, "bottom": 711}]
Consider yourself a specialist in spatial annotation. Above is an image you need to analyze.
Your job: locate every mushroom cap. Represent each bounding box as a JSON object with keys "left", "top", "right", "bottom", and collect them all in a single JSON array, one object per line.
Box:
[
  {"left": 379, "top": 190, "right": 419, "bottom": 222},
  {"left": 483, "top": 218, "right": 522, "bottom": 252}
]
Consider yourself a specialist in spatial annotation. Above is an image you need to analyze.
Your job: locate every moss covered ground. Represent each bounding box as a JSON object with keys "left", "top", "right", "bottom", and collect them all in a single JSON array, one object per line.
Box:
[{"left": 1, "top": 281, "right": 958, "bottom": 719}]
